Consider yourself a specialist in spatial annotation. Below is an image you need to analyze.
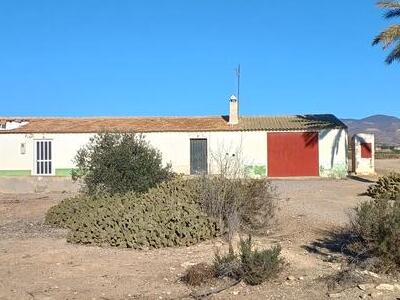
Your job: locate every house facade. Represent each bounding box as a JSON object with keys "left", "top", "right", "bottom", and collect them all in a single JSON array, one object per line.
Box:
[{"left": 0, "top": 96, "right": 348, "bottom": 178}]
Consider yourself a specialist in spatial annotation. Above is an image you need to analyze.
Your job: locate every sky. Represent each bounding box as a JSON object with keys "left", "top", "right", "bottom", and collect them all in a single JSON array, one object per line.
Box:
[{"left": 0, "top": 1, "right": 398, "bottom": 119}]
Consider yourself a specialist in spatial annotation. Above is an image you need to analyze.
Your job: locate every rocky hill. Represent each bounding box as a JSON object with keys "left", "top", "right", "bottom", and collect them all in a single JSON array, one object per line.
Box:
[{"left": 341, "top": 115, "right": 400, "bottom": 146}]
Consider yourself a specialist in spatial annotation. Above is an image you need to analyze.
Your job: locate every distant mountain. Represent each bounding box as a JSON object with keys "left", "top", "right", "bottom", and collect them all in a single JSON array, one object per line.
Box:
[{"left": 341, "top": 114, "right": 400, "bottom": 146}]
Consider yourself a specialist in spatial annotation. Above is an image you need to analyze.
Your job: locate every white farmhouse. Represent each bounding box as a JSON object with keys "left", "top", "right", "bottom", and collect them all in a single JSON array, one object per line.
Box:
[{"left": 0, "top": 96, "right": 348, "bottom": 178}]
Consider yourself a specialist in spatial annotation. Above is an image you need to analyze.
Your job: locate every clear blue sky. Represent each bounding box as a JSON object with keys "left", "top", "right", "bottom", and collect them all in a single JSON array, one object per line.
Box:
[{"left": 0, "top": 1, "right": 398, "bottom": 119}]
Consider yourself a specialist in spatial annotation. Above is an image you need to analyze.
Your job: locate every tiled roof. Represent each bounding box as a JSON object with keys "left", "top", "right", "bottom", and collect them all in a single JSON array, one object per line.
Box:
[
  {"left": 240, "top": 115, "right": 347, "bottom": 131},
  {"left": 0, "top": 114, "right": 346, "bottom": 134}
]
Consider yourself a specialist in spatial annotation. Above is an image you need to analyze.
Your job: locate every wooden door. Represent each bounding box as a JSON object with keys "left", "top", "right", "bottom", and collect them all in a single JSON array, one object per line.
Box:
[{"left": 190, "top": 139, "right": 208, "bottom": 175}]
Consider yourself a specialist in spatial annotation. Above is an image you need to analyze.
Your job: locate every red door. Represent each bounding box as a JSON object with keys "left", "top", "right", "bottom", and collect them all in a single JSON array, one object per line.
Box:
[{"left": 267, "top": 132, "right": 319, "bottom": 177}]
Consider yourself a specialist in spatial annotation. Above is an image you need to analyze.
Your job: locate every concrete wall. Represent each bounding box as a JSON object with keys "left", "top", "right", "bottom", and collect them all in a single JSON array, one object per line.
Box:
[
  {"left": 0, "top": 176, "right": 79, "bottom": 193},
  {"left": 0, "top": 129, "right": 348, "bottom": 179}
]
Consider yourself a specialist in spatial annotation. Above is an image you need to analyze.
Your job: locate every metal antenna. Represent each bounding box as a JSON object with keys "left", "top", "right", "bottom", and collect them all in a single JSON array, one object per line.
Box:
[{"left": 236, "top": 64, "right": 241, "bottom": 101}]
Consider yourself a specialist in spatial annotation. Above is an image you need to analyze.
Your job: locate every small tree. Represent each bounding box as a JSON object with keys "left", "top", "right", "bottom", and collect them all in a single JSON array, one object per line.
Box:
[{"left": 72, "top": 132, "right": 173, "bottom": 195}]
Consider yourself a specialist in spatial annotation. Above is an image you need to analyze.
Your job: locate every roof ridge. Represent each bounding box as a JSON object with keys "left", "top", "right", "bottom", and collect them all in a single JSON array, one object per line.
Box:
[{"left": 0, "top": 115, "right": 228, "bottom": 120}]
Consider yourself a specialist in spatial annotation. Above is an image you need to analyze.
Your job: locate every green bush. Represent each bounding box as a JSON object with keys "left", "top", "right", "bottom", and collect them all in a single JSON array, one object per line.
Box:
[
  {"left": 348, "top": 199, "right": 400, "bottom": 273},
  {"left": 367, "top": 173, "right": 400, "bottom": 200},
  {"left": 239, "top": 236, "right": 283, "bottom": 285},
  {"left": 213, "top": 236, "right": 283, "bottom": 285},
  {"left": 72, "top": 132, "right": 174, "bottom": 195},
  {"left": 45, "top": 179, "right": 219, "bottom": 249}
]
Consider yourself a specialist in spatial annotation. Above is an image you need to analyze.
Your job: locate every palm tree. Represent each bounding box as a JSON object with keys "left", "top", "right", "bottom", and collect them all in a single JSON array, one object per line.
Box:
[{"left": 373, "top": 1, "right": 400, "bottom": 64}]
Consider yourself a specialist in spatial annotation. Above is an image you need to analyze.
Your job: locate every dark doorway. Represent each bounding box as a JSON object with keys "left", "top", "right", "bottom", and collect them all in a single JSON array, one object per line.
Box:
[{"left": 190, "top": 139, "right": 208, "bottom": 175}]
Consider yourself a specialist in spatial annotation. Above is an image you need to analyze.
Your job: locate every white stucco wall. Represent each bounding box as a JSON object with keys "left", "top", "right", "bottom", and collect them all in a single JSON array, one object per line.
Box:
[
  {"left": 0, "top": 131, "right": 268, "bottom": 176},
  {"left": 0, "top": 133, "right": 93, "bottom": 175},
  {"left": 352, "top": 133, "right": 375, "bottom": 175},
  {"left": 318, "top": 129, "right": 348, "bottom": 178},
  {"left": 0, "top": 129, "right": 348, "bottom": 177},
  {"left": 144, "top": 131, "right": 267, "bottom": 175}
]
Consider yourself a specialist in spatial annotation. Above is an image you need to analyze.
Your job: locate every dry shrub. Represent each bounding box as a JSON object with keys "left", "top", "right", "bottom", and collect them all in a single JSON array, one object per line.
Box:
[
  {"left": 346, "top": 198, "right": 400, "bottom": 273},
  {"left": 325, "top": 267, "right": 375, "bottom": 291},
  {"left": 197, "top": 177, "right": 277, "bottom": 241},
  {"left": 367, "top": 173, "right": 400, "bottom": 200},
  {"left": 181, "top": 263, "right": 216, "bottom": 286}
]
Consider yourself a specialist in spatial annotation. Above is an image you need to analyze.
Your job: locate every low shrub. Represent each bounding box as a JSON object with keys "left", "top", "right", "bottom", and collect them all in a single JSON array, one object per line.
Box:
[
  {"left": 347, "top": 198, "right": 400, "bottom": 273},
  {"left": 239, "top": 236, "right": 283, "bottom": 285},
  {"left": 45, "top": 179, "right": 219, "bottom": 249},
  {"left": 197, "top": 177, "right": 277, "bottom": 239},
  {"left": 367, "top": 173, "right": 400, "bottom": 200},
  {"left": 213, "top": 236, "right": 283, "bottom": 285}
]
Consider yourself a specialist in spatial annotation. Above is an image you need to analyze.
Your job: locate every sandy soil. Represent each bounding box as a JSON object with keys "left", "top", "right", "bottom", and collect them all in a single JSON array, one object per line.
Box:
[
  {"left": 375, "top": 159, "right": 400, "bottom": 175},
  {"left": 0, "top": 178, "right": 398, "bottom": 300}
]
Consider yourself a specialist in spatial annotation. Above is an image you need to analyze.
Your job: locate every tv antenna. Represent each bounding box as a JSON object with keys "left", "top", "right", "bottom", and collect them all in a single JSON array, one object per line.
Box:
[{"left": 235, "top": 64, "right": 241, "bottom": 102}]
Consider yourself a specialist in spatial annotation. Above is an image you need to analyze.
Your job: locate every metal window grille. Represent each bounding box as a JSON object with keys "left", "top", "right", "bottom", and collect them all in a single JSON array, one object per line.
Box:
[{"left": 35, "top": 140, "right": 53, "bottom": 175}]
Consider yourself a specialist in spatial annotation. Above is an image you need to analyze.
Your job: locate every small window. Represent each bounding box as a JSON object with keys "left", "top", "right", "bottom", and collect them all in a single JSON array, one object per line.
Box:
[
  {"left": 35, "top": 140, "right": 53, "bottom": 175},
  {"left": 20, "top": 143, "right": 26, "bottom": 155},
  {"left": 361, "top": 143, "right": 372, "bottom": 159}
]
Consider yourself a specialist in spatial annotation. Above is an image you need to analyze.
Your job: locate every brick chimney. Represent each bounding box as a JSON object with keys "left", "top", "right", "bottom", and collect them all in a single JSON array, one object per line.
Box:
[{"left": 228, "top": 95, "right": 239, "bottom": 125}]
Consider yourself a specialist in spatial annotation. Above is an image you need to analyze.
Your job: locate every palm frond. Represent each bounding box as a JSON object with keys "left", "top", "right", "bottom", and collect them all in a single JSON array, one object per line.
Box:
[
  {"left": 372, "top": 24, "right": 400, "bottom": 48},
  {"left": 378, "top": 0, "right": 400, "bottom": 9},
  {"left": 385, "top": 43, "right": 400, "bottom": 63},
  {"left": 378, "top": 1, "right": 400, "bottom": 18},
  {"left": 384, "top": 9, "right": 400, "bottom": 18}
]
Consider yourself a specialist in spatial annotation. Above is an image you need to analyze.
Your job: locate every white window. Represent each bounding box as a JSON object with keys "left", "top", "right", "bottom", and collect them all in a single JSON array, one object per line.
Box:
[{"left": 34, "top": 140, "right": 53, "bottom": 175}]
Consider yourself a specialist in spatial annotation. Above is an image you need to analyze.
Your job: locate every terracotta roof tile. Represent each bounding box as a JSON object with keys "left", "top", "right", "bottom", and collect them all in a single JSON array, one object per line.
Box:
[{"left": 0, "top": 114, "right": 346, "bottom": 134}]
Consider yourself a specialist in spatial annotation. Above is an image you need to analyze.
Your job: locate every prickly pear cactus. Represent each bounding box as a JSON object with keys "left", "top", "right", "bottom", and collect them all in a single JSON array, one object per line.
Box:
[
  {"left": 45, "top": 179, "right": 219, "bottom": 249},
  {"left": 367, "top": 173, "right": 400, "bottom": 200}
]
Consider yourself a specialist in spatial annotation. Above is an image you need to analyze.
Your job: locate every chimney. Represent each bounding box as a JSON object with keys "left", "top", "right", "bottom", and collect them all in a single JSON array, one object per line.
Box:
[{"left": 228, "top": 95, "right": 239, "bottom": 125}]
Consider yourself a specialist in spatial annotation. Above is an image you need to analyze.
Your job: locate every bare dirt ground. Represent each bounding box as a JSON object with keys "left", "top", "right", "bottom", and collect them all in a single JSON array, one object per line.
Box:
[
  {"left": 375, "top": 158, "right": 400, "bottom": 175},
  {"left": 0, "top": 176, "right": 399, "bottom": 299}
]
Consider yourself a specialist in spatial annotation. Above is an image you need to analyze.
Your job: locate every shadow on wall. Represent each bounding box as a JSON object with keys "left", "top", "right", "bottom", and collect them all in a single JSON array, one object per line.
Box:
[{"left": 293, "top": 115, "right": 347, "bottom": 178}]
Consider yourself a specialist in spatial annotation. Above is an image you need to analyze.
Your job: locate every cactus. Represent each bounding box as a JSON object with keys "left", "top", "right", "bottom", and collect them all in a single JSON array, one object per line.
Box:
[
  {"left": 367, "top": 173, "right": 400, "bottom": 200},
  {"left": 45, "top": 179, "right": 219, "bottom": 249}
]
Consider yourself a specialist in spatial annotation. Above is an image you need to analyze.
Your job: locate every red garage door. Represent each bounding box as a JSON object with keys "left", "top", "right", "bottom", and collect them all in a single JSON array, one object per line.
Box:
[{"left": 267, "top": 132, "right": 319, "bottom": 177}]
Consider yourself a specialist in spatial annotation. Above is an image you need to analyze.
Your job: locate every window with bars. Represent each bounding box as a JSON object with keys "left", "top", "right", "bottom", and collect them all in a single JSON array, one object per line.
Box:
[{"left": 35, "top": 140, "right": 53, "bottom": 175}]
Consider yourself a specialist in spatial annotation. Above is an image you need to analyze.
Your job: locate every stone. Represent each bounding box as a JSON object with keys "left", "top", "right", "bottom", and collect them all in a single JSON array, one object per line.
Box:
[
  {"left": 298, "top": 276, "right": 304, "bottom": 280},
  {"left": 375, "top": 283, "right": 395, "bottom": 291},
  {"left": 328, "top": 292, "right": 342, "bottom": 298},
  {"left": 368, "top": 292, "right": 383, "bottom": 299},
  {"left": 360, "top": 270, "right": 380, "bottom": 279},
  {"left": 287, "top": 276, "right": 296, "bottom": 281},
  {"left": 358, "top": 283, "right": 375, "bottom": 291},
  {"left": 180, "top": 262, "right": 196, "bottom": 268}
]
